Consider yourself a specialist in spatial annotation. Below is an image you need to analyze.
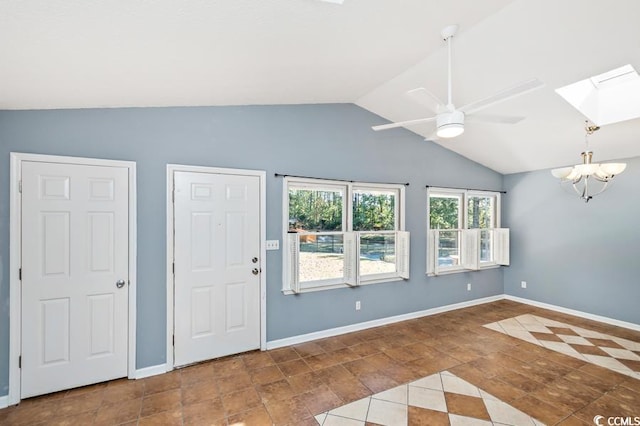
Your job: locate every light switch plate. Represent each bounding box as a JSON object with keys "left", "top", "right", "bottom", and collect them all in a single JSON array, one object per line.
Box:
[{"left": 266, "top": 240, "right": 279, "bottom": 250}]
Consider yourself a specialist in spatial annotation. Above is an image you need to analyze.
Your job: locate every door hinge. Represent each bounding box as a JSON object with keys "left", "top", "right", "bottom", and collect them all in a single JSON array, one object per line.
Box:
[
  {"left": 18, "top": 180, "right": 22, "bottom": 193},
  {"left": 172, "top": 262, "right": 175, "bottom": 274},
  {"left": 19, "top": 268, "right": 22, "bottom": 281},
  {"left": 172, "top": 189, "right": 175, "bottom": 203},
  {"left": 172, "top": 335, "right": 175, "bottom": 346},
  {"left": 18, "top": 355, "right": 21, "bottom": 368}
]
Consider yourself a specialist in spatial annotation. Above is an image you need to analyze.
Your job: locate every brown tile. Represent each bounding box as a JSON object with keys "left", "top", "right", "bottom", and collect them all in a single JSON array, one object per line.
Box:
[
  {"left": 407, "top": 405, "right": 450, "bottom": 426},
  {"left": 138, "top": 408, "right": 182, "bottom": 426},
  {"left": 217, "top": 371, "right": 252, "bottom": 395},
  {"left": 269, "top": 347, "right": 301, "bottom": 363},
  {"left": 180, "top": 362, "right": 215, "bottom": 385},
  {"left": 498, "top": 370, "right": 545, "bottom": 393},
  {"left": 102, "top": 379, "right": 144, "bottom": 406},
  {"left": 511, "top": 395, "right": 573, "bottom": 425},
  {"left": 607, "top": 385, "right": 640, "bottom": 407},
  {"left": 556, "top": 415, "right": 592, "bottom": 425},
  {"left": 586, "top": 338, "right": 625, "bottom": 348},
  {"left": 316, "top": 337, "right": 348, "bottom": 352},
  {"left": 316, "top": 365, "right": 356, "bottom": 386},
  {"left": 541, "top": 350, "right": 589, "bottom": 369},
  {"left": 141, "top": 388, "right": 182, "bottom": 417},
  {"left": 350, "top": 341, "right": 382, "bottom": 357},
  {"left": 292, "top": 341, "right": 325, "bottom": 358},
  {"left": 444, "top": 392, "right": 490, "bottom": 420},
  {"left": 383, "top": 363, "right": 422, "bottom": 384},
  {"left": 264, "top": 395, "right": 312, "bottom": 425},
  {"left": 564, "top": 369, "right": 618, "bottom": 393},
  {"left": 574, "top": 395, "right": 639, "bottom": 424},
  {"left": 343, "top": 358, "right": 378, "bottom": 376},
  {"left": 298, "top": 385, "right": 342, "bottom": 415},
  {"left": 287, "top": 370, "right": 326, "bottom": 394},
  {"left": 328, "top": 378, "right": 372, "bottom": 403},
  {"left": 304, "top": 352, "right": 342, "bottom": 370},
  {"left": 242, "top": 350, "right": 276, "bottom": 370},
  {"left": 182, "top": 398, "right": 225, "bottom": 425},
  {"left": 227, "top": 405, "right": 273, "bottom": 425},
  {"left": 143, "top": 371, "right": 182, "bottom": 395},
  {"left": 383, "top": 346, "right": 422, "bottom": 363},
  {"left": 182, "top": 380, "right": 219, "bottom": 406},
  {"left": 622, "top": 377, "right": 640, "bottom": 393},
  {"left": 278, "top": 358, "right": 311, "bottom": 377},
  {"left": 329, "top": 347, "right": 361, "bottom": 363},
  {"left": 358, "top": 371, "right": 398, "bottom": 393},
  {"left": 4, "top": 400, "right": 60, "bottom": 425},
  {"left": 405, "top": 357, "right": 442, "bottom": 377},
  {"left": 257, "top": 379, "right": 296, "bottom": 404},
  {"left": 222, "top": 386, "right": 262, "bottom": 416},
  {"left": 37, "top": 411, "right": 97, "bottom": 426},
  {"left": 55, "top": 391, "right": 104, "bottom": 418},
  {"left": 570, "top": 343, "right": 611, "bottom": 356},
  {"left": 578, "top": 363, "right": 629, "bottom": 386},
  {"left": 448, "top": 363, "right": 487, "bottom": 385},
  {"left": 250, "top": 364, "right": 285, "bottom": 385},
  {"left": 94, "top": 397, "right": 142, "bottom": 425},
  {"left": 475, "top": 378, "right": 527, "bottom": 402},
  {"left": 211, "top": 356, "right": 246, "bottom": 378}
]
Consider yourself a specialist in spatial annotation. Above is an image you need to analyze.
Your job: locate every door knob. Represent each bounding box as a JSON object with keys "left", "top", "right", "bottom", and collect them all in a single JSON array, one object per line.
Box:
[
  {"left": 116, "top": 279, "right": 126, "bottom": 288},
  {"left": 252, "top": 257, "right": 258, "bottom": 263},
  {"left": 252, "top": 268, "right": 259, "bottom": 275}
]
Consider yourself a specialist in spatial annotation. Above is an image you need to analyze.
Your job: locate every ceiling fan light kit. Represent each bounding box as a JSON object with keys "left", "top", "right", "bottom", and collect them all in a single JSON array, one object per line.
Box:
[
  {"left": 372, "top": 24, "right": 544, "bottom": 138},
  {"left": 436, "top": 110, "right": 465, "bottom": 138},
  {"left": 551, "top": 123, "right": 626, "bottom": 202}
]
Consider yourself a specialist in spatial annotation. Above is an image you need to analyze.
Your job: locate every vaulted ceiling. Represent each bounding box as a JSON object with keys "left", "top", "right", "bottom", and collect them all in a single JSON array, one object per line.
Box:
[{"left": 1, "top": 0, "right": 639, "bottom": 174}]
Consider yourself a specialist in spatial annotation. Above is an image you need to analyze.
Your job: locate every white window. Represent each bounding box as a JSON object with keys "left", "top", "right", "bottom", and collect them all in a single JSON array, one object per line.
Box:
[
  {"left": 427, "top": 188, "right": 508, "bottom": 276},
  {"left": 283, "top": 177, "right": 409, "bottom": 294}
]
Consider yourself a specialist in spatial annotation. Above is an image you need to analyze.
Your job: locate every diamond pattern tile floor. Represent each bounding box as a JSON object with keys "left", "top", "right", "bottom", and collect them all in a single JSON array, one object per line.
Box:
[
  {"left": 485, "top": 314, "right": 640, "bottom": 380},
  {"left": 315, "top": 371, "right": 544, "bottom": 426}
]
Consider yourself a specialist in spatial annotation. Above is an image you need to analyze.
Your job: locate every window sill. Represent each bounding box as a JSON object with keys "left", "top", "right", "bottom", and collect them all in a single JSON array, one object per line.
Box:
[
  {"left": 426, "top": 264, "right": 501, "bottom": 277},
  {"left": 282, "top": 276, "right": 406, "bottom": 295}
]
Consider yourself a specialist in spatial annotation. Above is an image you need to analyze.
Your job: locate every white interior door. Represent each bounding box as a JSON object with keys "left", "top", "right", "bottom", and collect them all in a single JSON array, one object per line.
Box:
[
  {"left": 21, "top": 161, "right": 129, "bottom": 398},
  {"left": 173, "top": 171, "right": 261, "bottom": 367}
]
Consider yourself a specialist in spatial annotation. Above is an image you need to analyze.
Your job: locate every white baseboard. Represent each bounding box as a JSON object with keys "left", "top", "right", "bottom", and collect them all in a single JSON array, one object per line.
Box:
[
  {"left": 504, "top": 295, "right": 640, "bottom": 332},
  {"left": 266, "top": 295, "right": 504, "bottom": 350},
  {"left": 134, "top": 363, "right": 168, "bottom": 379},
  {"left": 0, "top": 394, "right": 8, "bottom": 409}
]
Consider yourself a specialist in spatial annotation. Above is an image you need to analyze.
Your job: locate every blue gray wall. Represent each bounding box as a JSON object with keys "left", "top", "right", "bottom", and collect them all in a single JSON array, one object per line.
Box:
[
  {"left": 503, "top": 155, "right": 640, "bottom": 325},
  {"left": 0, "top": 104, "right": 504, "bottom": 396}
]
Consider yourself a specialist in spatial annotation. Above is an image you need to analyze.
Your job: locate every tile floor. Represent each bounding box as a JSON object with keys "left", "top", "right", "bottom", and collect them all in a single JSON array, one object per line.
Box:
[{"left": 0, "top": 300, "right": 639, "bottom": 425}]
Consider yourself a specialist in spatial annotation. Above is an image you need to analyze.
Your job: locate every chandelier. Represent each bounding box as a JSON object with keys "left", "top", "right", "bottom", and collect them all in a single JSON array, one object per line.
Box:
[{"left": 551, "top": 122, "right": 626, "bottom": 202}]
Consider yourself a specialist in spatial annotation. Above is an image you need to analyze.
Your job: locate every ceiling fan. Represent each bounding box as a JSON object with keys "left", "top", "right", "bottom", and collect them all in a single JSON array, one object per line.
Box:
[{"left": 372, "top": 25, "right": 544, "bottom": 139}]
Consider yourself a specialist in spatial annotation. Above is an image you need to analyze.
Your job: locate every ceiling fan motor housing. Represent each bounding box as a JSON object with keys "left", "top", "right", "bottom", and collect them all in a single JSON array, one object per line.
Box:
[{"left": 436, "top": 110, "right": 465, "bottom": 138}]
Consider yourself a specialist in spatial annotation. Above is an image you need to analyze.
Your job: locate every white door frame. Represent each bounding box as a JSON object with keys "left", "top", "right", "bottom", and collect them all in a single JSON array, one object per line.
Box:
[
  {"left": 165, "top": 164, "right": 267, "bottom": 370},
  {"left": 9, "top": 152, "right": 137, "bottom": 405}
]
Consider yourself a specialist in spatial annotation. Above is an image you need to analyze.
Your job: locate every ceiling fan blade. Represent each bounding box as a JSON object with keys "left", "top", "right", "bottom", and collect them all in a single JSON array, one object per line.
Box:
[
  {"left": 372, "top": 116, "right": 437, "bottom": 131},
  {"left": 406, "top": 88, "right": 444, "bottom": 114},
  {"left": 459, "top": 78, "right": 544, "bottom": 114},
  {"left": 467, "top": 113, "right": 526, "bottom": 124}
]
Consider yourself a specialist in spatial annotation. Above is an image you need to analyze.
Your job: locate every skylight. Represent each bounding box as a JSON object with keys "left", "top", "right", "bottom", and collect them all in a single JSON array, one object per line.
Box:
[{"left": 555, "top": 64, "right": 640, "bottom": 126}]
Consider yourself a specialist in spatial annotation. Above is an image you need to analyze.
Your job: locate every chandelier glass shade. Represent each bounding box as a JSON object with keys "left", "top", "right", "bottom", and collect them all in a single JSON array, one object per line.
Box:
[{"left": 551, "top": 124, "right": 626, "bottom": 202}]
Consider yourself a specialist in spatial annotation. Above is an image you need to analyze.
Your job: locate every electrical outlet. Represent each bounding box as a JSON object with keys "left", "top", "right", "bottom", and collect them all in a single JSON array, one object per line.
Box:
[
  {"left": 355, "top": 301, "right": 361, "bottom": 310},
  {"left": 266, "top": 240, "right": 279, "bottom": 250},
  {"left": 467, "top": 283, "right": 471, "bottom": 291},
  {"left": 521, "top": 281, "right": 527, "bottom": 289}
]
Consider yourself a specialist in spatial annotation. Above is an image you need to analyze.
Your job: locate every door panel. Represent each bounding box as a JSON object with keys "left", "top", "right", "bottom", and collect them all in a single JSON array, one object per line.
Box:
[
  {"left": 21, "top": 161, "right": 129, "bottom": 398},
  {"left": 174, "top": 171, "right": 260, "bottom": 367}
]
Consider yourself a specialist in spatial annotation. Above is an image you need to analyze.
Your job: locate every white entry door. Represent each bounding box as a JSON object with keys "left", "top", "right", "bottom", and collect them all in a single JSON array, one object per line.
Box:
[
  {"left": 173, "top": 171, "right": 261, "bottom": 367},
  {"left": 21, "top": 161, "right": 130, "bottom": 398}
]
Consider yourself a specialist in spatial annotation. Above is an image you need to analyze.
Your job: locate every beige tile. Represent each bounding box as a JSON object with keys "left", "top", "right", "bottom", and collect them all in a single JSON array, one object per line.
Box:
[
  {"left": 328, "top": 397, "right": 370, "bottom": 421},
  {"left": 407, "top": 386, "right": 446, "bottom": 412},
  {"left": 366, "top": 398, "right": 407, "bottom": 425}
]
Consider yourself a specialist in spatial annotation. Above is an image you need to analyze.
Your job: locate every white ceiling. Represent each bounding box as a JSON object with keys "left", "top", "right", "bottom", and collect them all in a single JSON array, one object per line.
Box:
[{"left": 1, "top": 0, "right": 639, "bottom": 174}]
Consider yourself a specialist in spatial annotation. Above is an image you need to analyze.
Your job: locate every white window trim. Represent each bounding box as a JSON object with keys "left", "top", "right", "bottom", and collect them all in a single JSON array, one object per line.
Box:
[
  {"left": 426, "top": 187, "right": 506, "bottom": 276},
  {"left": 283, "top": 177, "right": 407, "bottom": 294}
]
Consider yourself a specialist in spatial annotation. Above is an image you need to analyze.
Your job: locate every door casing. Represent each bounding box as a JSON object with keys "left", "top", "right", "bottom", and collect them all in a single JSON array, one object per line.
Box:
[
  {"left": 9, "top": 152, "right": 137, "bottom": 405},
  {"left": 165, "top": 164, "right": 267, "bottom": 370}
]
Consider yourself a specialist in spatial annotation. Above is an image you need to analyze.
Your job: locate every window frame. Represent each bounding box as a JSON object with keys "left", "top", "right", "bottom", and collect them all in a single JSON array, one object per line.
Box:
[
  {"left": 283, "top": 177, "right": 407, "bottom": 294},
  {"left": 427, "top": 187, "right": 503, "bottom": 275}
]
